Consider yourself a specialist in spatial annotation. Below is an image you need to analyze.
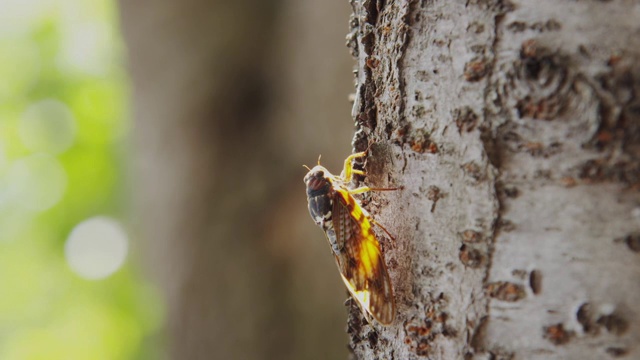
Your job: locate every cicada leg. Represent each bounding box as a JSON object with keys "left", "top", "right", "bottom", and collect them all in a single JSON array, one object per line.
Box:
[
  {"left": 342, "top": 151, "right": 367, "bottom": 182},
  {"left": 369, "top": 217, "right": 396, "bottom": 241},
  {"left": 347, "top": 186, "right": 400, "bottom": 195}
]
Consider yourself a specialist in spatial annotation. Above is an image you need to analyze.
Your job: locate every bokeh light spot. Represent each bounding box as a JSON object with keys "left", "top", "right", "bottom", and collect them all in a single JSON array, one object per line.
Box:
[
  {"left": 19, "top": 99, "right": 77, "bottom": 154},
  {"left": 7, "top": 154, "right": 67, "bottom": 211},
  {"left": 65, "top": 216, "right": 128, "bottom": 280},
  {"left": 58, "top": 20, "right": 112, "bottom": 76}
]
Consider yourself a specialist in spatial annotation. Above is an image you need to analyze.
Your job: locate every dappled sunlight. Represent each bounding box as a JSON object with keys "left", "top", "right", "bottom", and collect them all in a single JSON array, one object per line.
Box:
[
  {"left": 7, "top": 154, "right": 67, "bottom": 211},
  {"left": 19, "top": 99, "right": 77, "bottom": 154},
  {"left": 57, "top": 20, "right": 114, "bottom": 76},
  {"left": 65, "top": 216, "right": 128, "bottom": 280}
]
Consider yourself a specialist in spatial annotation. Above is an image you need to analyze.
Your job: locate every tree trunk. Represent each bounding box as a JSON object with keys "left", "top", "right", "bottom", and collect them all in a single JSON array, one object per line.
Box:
[{"left": 347, "top": 0, "right": 640, "bottom": 359}]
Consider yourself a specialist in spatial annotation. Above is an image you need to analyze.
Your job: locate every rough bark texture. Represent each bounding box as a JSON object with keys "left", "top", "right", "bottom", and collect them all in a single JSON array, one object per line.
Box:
[{"left": 347, "top": 0, "right": 640, "bottom": 359}]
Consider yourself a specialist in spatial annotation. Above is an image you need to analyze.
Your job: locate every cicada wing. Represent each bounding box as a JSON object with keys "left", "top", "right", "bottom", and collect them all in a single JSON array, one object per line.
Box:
[{"left": 332, "top": 189, "right": 395, "bottom": 325}]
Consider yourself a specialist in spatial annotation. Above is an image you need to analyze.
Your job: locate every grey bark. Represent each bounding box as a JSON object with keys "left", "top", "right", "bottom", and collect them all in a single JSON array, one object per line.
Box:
[{"left": 346, "top": 0, "right": 640, "bottom": 359}]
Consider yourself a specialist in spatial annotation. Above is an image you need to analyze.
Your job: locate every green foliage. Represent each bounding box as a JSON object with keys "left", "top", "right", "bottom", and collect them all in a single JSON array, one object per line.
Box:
[{"left": 0, "top": 0, "right": 163, "bottom": 358}]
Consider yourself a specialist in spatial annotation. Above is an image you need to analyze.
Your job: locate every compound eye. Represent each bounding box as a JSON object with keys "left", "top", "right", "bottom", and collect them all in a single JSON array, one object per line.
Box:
[{"left": 313, "top": 170, "right": 324, "bottom": 178}]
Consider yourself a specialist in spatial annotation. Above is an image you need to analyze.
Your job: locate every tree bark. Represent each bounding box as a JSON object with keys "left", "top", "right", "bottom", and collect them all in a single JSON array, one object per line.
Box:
[{"left": 346, "top": 0, "right": 640, "bottom": 359}]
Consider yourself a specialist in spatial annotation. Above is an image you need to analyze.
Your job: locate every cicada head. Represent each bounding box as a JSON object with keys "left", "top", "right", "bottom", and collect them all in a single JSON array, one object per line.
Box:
[{"left": 303, "top": 165, "right": 332, "bottom": 197}]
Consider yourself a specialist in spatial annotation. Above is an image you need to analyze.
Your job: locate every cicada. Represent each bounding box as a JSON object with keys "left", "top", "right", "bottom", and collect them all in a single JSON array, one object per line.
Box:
[{"left": 303, "top": 151, "right": 396, "bottom": 325}]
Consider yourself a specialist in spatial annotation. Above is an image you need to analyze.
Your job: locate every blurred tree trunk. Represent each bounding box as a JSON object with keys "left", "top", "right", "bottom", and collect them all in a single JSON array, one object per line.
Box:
[
  {"left": 119, "top": 0, "right": 359, "bottom": 358},
  {"left": 347, "top": 0, "right": 640, "bottom": 359},
  {"left": 119, "top": 1, "right": 287, "bottom": 359}
]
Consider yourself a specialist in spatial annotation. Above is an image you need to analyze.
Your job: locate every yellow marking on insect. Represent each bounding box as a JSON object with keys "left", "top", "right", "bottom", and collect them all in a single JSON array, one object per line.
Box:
[
  {"left": 336, "top": 190, "right": 382, "bottom": 275},
  {"left": 340, "top": 273, "right": 371, "bottom": 308},
  {"left": 340, "top": 190, "right": 372, "bottom": 233},
  {"left": 359, "top": 237, "right": 379, "bottom": 275}
]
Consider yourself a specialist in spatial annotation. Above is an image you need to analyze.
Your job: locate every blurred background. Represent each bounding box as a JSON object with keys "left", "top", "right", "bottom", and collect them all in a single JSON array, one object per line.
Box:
[{"left": 0, "top": 0, "right": 356, "bottom": 358}]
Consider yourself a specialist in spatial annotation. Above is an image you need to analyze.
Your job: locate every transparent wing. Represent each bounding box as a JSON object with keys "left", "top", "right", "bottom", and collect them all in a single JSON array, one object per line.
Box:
[{"left": 332, "top": 188, "right": 395, "bottom": 325}]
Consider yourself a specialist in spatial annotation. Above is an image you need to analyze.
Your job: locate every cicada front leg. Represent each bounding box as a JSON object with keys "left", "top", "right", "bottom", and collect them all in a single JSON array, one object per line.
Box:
[{"left": 341, "top": 151, "right": 367, "bottom": 182}]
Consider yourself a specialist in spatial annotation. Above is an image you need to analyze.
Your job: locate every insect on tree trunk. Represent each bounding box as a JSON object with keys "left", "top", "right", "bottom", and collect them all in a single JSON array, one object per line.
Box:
[{"left": 346, "top": 0, "right": 640, "bottom": 358}]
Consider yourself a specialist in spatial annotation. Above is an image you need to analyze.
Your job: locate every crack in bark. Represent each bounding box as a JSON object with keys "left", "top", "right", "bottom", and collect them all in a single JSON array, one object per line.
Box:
[{"left": 473, "top": 1, "right": 511, "bottom": 355}]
